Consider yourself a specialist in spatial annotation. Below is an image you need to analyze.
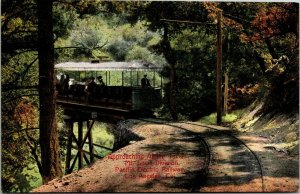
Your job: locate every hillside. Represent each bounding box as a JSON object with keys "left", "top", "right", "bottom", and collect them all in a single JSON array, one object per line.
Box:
[{"left": 232, "top": 102, "right": 299, "bottom": 156}]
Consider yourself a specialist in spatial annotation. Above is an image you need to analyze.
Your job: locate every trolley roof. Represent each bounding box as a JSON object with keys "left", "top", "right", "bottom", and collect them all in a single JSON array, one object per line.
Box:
[{"left": 55, "top": 61, "right": 163, "bottom": 72}]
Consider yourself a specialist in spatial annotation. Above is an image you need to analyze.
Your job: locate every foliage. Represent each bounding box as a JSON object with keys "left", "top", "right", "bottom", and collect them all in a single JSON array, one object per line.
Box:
[
  {"left": 2, "top": 98, "right": 40, "bottom": 192},
  {"left": 1, "top": 1, "right": 298, "bottom": 191},
  {"left": 69, "top": 16, "right": 109, "bottom": 58},
  {"left": 14, "top": 100, "right": 38, "bottom": 128},
  {"left": 53, "top": 3, "right": 78, "bottom": 39},
  {"left": 106, "top": 21, "right": 166, "bottom": 64},
  {"left": 106, "top": 40, "right": 132, "bottom": 61},
  {"left": 198, "top": 112, "right": 238, "bottom": 125},
  {"left": 166, "top": 30, "right": 217, "bottom": 119},
  {"left": 247, "top": 3, "right": 298, "bottom": 41},
  {"left": 248, "top": 3, "right": 299, "bottom": 113},
  {"left": 1, "top": 0, "right": 88, "bottom": 191},
  {"left": 228, "top": 84, "right": 260, "bottom": 111},
  {"left": 2, "top": 0, "right": 40, "bottom": 190}
]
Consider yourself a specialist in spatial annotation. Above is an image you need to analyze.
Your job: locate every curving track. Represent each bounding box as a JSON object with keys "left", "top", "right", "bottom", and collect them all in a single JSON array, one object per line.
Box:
[
  {"left": 185, "top": 121, "right": 265, "bottom": 192},
  {"left": 138, "top": 119, "right": 265, "bottom": 192}
]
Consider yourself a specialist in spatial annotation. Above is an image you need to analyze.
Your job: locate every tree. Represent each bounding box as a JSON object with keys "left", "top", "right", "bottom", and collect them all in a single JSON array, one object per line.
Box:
[
  {"left": 111, "top": 1, "right": 211, "bottom": 120},
  {"left": 2, "top": 0, "right": 41, "bottom": 191},
  {"left": 205, "top": 2, "right": 299, "bottom": 113},
  {"left": 37, "top": 0, "right": 62, "bottom": 183},
  {"left": 2, "top": 0, "right": 106, "bottom": 190}
]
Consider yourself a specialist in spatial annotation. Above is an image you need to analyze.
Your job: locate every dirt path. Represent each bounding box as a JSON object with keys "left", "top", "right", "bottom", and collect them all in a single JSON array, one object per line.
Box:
[
  {"left": 33, "top": 123, "right": 209, "bottom": 192},
  {"left": 32, "top": 120, "right": 299, "bottom": 192}
]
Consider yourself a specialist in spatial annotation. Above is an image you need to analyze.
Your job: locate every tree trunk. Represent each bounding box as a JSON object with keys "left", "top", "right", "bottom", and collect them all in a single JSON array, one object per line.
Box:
[
  {"left": 37, "top": 0, "right": 62, "bottom": 183},
  {"left": 265, "top": 38, "right": 278, "bottom": 59},
  {"left": 223, "top": 73, "right": 229, "bottom": 115},
  {"left": 162, "top": 25, "right": 178, "bottom": 121}
]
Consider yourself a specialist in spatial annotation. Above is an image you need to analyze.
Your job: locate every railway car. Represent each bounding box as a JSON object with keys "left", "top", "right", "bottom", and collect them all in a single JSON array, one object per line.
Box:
[{"left": 55, "top": 61, "right": 163, "bottom": 112}]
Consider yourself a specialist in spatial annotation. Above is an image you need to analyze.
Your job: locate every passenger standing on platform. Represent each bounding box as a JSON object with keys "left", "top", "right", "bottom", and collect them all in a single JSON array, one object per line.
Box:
[
  {"left": 97, "top": 76, "right": 105, "bottom": 86},
  {"left": 141, "top": 74, "right": 151, "bottom": 88}
]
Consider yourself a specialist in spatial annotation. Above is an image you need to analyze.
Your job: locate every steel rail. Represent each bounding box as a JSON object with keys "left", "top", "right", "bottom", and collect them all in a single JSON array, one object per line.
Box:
[
  {"left": 136, "top": 119, "right": 211, "bottom": 192},
  {"left": 136, "top": 118, "right": 264, "bottom": 192},
  {"left": 185, "top": 121, "right": 265, "bottom": 192}
]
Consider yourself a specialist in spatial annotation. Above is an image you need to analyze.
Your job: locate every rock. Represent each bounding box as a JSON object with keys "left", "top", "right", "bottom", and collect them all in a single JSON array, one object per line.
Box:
[
  {"left": 264, "top": 146, "right": 276, "bottom": 150},
  {"left": 62, "top": 181, "right": 70, "bottom": 186},
  {"left": 289, "top": 144, "right": 299, "bottom": 156},
  {"left": 259, "top": 135, "right": 268, "bottom": 139},
  {"left": 277, "top": 148, "right": 288, "bottom": 154},
  {"left": 285, "top": 132, "right": 298, "bottom": 142}
]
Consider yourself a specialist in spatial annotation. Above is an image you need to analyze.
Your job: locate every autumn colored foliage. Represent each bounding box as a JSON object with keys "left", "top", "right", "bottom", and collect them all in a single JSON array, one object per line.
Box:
[
  {"left": 14, "top": 100, "right": 38, "bottom": 128},
  {"left": 244, "top": 3, "right": 298, "bottom": 42},
  {"left": 228, "top": 84, "right": 260, "bottom": 111}
]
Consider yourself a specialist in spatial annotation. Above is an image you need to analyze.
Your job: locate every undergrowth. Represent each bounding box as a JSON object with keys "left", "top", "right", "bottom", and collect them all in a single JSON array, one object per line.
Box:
[{"left": 197, "top": 109, "right": 247, "bottom": 125}]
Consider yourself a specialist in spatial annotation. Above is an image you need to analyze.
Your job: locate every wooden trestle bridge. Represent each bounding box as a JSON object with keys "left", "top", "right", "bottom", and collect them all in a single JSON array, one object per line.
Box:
[{"left": 55, "top": 61, "right": 163, "bottom": 174}]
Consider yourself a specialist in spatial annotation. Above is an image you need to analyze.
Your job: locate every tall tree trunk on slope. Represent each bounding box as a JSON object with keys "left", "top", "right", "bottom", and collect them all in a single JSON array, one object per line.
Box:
[{"left": 37, "top": 0, "right": 62, "bottom": 183}]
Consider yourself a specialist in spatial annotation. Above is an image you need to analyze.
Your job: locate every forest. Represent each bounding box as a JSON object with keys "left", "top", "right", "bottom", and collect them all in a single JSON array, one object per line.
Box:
[{"left": 1, "top": 1, "right": 299, "bottom": 192}]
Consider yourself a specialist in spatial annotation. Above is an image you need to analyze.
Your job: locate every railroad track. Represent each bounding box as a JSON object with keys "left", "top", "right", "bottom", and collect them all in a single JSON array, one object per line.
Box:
[
  {"left": 185, "top": 121, "right": 265, "bottom": 192},
  {"left": 137, "top": 118, "right": 265, "bottom": 192},
  {"left": 136, "top": 118, "right": 211, "bottom": 191}
]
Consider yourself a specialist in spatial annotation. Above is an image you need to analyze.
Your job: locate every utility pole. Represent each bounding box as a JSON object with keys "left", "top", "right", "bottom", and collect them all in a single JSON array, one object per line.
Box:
[
  {"left": 224, "top": 73, "right": 228, "bottom": 115},
  {"left": 216, "top": 11, "right": 222, "bottom": 125}
]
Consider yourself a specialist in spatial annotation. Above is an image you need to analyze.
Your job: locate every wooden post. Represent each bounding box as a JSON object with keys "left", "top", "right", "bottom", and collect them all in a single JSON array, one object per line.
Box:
[
  {"left": 160, "top": 73, "right": 163, "bottom": 97},
  {"left": 153, "top": 71, "right": 156, "bottom": 87},
  {"left": 216, "top": 11, "right": 222, "bottom": 125},
  {"left": 130, "top": 70, "right": 133, "bottom": 86},
  {"left": 122, "top": 71, "right": 124, "bottom": 86},
  {"left": 65, "top": 120, "right": 73, "bottom": 174},
  {"left": 224, "top": 73, "right": 228, "bottom": 115},
  {"left": 109, "top": 71, "right": 110, "bottom": 85},
  {"left": 106, "top": 71, "right": 108, "bottom": 85},
  {"left": 78, "top": 121, "right": 83, "bottom": 169},
  {"left": 87, "top": 120, "right": 94, "bottom": 163}
]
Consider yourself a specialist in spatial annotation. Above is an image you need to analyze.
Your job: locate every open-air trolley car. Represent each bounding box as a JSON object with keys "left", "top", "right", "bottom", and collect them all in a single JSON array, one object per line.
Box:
[{"left": 55, "top": 61, "right": 163, "bottom": 117}]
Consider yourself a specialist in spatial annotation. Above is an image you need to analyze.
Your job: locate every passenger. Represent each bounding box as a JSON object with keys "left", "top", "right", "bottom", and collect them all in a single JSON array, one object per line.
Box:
[
  {"left": 141, "top": 74, "right": 151, "bottom": 88},
  {"left": 60, "top": 74, "right": 65, "bottom": 85},
  {"left": 63, "top": 74, "right": 70, "bottom": 95},
  {"left": 55, "top": 75, "right": 60, "bottom": 94},
  {"left": 58, "top": 74, "right": 65, "bottom": 94},
  {"left": 86, "top": 77, "right": 97, "bottom": 102},
  {"left": 97, "top": 76, "right": 105, "bottom": 86},
  {"left": 68, "top": 78, "right": 76, "bottom": 96},
  {"left": 84, "top": 78, "right": 90, "bottom": 93},
  {"left": 88, "top": 77, "right": 97, "bottom": 94}
]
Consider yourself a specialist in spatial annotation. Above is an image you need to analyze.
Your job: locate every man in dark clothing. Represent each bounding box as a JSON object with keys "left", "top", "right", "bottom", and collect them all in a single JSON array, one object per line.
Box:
[
  {"left": 86, "top": 77, "right": 97, "bottom": 102},
  {"left": 97, "top": 76, "right": 105, "bottom": 86},
  {"left": 88, "top": 77, "right": 97, "bottom": 93},
  {"left": 63, "top": 74, "right": 70, "bottom": 95},
  {"left": 141, "top": 74, "right": 151, "bottom": 88}
]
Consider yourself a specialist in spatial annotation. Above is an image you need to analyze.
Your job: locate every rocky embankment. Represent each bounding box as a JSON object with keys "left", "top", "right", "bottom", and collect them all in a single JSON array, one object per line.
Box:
[{"left": 232, "top": 103, "right": 299, "bottom": 155}]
